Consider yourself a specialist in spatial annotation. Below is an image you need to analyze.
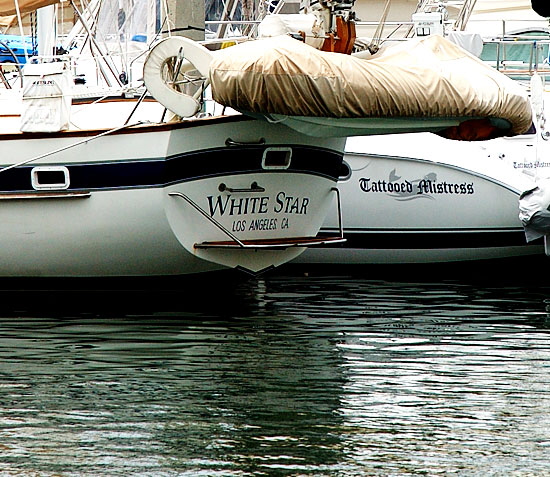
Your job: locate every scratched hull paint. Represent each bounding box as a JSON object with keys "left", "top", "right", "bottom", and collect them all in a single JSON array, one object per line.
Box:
[
  {"left": 295, "top": 131, "right": 546, "bottom": 265},
  {"left": 0, "top": 111, "right": 345, "bottom": 276}
]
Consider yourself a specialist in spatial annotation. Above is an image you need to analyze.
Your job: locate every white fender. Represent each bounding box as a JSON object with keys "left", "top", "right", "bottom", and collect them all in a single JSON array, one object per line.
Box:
[{"left": 143, "top": 36, "right": 214, "bottom": 117}]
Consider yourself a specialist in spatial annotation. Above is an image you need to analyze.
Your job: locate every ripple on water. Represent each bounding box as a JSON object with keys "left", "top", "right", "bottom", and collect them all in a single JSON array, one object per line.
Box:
[{"left": 0, "top": 272, "right": 550, "bottom": 475}]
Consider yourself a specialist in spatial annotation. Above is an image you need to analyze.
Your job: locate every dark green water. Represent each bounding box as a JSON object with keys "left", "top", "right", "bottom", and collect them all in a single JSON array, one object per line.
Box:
[{"left": 0, "top": 266, "right": 550, "bottom": 476}]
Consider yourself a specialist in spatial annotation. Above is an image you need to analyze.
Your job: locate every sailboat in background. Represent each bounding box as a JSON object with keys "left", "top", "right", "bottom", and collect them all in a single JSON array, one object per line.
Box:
[{"left": 288, "top": 0, "right": 550, "bottom": 266}]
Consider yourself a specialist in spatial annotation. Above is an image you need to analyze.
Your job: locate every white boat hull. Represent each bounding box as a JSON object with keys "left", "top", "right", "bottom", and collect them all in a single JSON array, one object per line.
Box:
[
  {"left": 0, "top": 113, "right": 346, "bottom": 276},
  {"left": 296, "top": 132, "right": 545, "bottom": 265}
]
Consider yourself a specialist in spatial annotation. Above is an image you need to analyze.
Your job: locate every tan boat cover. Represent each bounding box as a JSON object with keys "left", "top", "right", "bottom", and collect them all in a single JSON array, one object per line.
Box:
[
  {"left": 209, "top": 34, "right": 533, "bottom": 136},
  {"left": 0, "top": 0, "right": 60, "bottom": 15}
]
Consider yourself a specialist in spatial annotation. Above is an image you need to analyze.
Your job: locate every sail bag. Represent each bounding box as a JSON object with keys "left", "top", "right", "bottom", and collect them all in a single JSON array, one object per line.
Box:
[{"left": 20, "top": 62, "right": 72, "bottom": 133}]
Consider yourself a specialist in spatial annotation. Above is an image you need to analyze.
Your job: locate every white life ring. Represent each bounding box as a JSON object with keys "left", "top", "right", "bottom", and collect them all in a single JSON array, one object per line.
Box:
[{"left": 143, "top": 36, "right": 214, "bottom": 118}]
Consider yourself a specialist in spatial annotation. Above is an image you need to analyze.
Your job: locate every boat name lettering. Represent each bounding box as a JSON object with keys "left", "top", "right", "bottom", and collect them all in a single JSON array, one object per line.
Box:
[
  {"left": 207, "top": 193, "right": 309, "bottom": 217},
  {"left": 416, "top": 179, "right": 474, "bottom": 195},
  {"left": 274, "top": 192, "right": 309, "bottom": 214},
  {"left": 359, "top": 178, "right": 413, "bottom": 194},
  {"left": 232, "top": 218, "right": 288, "bottom": 232},
  {"left": 359, "top": 178, "right": 474, "bottom": 195},
  {"left": 249, "top": 218, "right": 278, "bottom": 231},
  {"left": 208, "top": 195, "right": 269, "bottom": 216},
  {"left": 33, "top": 80, "right": 56, "bottom": 86},
  {"left": 514, "top": 161, "right": 550, "bottom": 169}
]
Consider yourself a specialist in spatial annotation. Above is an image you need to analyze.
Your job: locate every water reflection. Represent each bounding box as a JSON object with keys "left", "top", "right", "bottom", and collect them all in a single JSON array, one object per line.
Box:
[
  {"left": 0, "top": 270, "right": 550, "bottom": 475},
  {"left": 255, "top": 272, "right": 550, "bottom": 475}
]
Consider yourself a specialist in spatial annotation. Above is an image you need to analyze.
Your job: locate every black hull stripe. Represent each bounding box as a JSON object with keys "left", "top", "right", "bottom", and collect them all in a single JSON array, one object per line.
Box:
[
  {"left": 318, "top": 230, "right": 541, "bottom": 249},
  {"left": 0, "top": 146, "right": 343, "bottom": 192}
]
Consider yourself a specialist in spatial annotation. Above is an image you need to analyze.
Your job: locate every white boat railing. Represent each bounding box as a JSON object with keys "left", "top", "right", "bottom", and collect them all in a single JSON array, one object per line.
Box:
[
  {"left": 481, "top": 38, "right": 550, "bottom": 80},
  {"left": 170, "top": 187, "right": 346, "bottom": 250}
]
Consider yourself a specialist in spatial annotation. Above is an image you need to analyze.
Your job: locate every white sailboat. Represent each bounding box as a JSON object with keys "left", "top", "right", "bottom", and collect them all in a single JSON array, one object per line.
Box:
[
  {"left": 0, "top": 0, "right": 353, "bottom": 277},
  {"left": 291, "top": 0, "right": 550, "bottom": 266},
  {"left": 0, "top": 0, "right": 536, "bottom": 277}
]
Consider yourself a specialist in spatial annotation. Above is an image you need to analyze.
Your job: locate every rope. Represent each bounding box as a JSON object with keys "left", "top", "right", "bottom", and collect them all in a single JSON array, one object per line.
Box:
[
  {"left": 0, "top": 121, "right": 145, "bottom": 175},
  {"left": 368, "top": 0, "right": 391, "bottom": 54},
  {"left": 31, "top": 11, "right": 37, "bottom": 57}
]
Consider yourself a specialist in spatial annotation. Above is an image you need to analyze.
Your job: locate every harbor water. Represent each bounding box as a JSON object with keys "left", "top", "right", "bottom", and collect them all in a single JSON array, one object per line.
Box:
[{"left": 1, "top": 262, "right": 550, "bottom": 476}]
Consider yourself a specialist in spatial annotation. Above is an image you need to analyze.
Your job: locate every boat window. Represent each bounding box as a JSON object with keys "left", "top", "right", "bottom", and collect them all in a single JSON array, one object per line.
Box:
[
  {"left": 262, "top": 147, "right": 292, "bottom": 170},
  {"left": 31, "top": 166, "right": 70, "bottom": 190}
]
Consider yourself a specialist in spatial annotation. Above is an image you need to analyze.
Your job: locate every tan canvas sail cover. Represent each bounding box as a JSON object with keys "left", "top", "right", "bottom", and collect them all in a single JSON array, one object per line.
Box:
[
  {"left": 209, "top": 34, "right": 533, "bottom": 136},
  {"left": 0, "top": 0, "right": 60, "bottom": 15}
]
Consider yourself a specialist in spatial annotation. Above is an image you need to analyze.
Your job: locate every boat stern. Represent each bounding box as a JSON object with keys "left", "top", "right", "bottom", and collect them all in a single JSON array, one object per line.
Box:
[{"left": 164, "top": 148, "right": 345, "bottom": 274}]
